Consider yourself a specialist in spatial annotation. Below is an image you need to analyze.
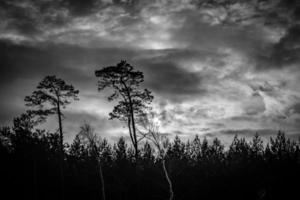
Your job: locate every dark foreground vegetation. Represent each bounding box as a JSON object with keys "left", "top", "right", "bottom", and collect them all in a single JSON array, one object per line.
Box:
[{"left": 1, "top": 124, "right": 299, "bottom": 200}]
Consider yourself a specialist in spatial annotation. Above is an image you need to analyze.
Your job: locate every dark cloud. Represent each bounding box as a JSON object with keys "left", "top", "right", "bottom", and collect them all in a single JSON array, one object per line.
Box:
[
  {"left": 0, "top": 40, "right": 86, "bottom": 84},
  {"left": 61, "top": 0, "right": 101, "bottom": 16},
  {"left": 0, "top": 40, "right": 139, "bottom": 85},
  {"left": 288, "top": 102, "right": 300, "bottom": 114},
  {"left": 0, "top": 0, "right": 71, "bottom": 36},
  {"left": 255, "top": 25, "right": 300, "bottom": 70},
  {"left": 136, "top": 59, "right": 206, "bottom": 102}
]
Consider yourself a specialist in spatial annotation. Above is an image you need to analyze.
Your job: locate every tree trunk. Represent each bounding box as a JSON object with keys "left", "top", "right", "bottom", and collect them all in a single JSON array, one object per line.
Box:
[
  {"left": 128, "top": 98, "right": 138, "bottom": 161},
  {"left": 162, "top": 159, "right": 174, "bottom": 200},
  {"left": 97, "top": 158, "right": 106, "bottom": 200},
  {"left": 57, "top": 100, "right": 65, "bottom": 200},
  {"left": 127, "top": 117, "right": 135, "bottom": 149},
  {"left": 92, "top": 143, "right": 106, "bottom": 200},
  {"left": 128, "top": 100, "right": 140, "bottom": 200},
  {"left": 122, "top": 82, "right": 139, "bottom": 200},
  {"left": 121, "top": 79, "right": 139, "bottom": 161}
]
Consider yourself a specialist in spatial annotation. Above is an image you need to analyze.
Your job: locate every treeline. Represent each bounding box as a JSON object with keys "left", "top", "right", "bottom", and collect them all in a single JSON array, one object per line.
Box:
[{"left": 1, "top": 122, "right": 299, "bottom": 200}]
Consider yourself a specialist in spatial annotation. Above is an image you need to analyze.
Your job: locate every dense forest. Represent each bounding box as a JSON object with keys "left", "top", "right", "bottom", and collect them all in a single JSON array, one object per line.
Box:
[{"left": 1, "top": 123, "right": 299, "bottom": 200}]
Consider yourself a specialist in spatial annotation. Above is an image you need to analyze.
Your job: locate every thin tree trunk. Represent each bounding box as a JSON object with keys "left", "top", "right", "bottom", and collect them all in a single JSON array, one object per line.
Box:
[
  {"left": 129, "top": 101, "right": 138, "bottom": 161},
  {"left": 97, "top": 159, "right": 106, "bottom": 200},
  {"left": 123, "top": 85, "right": 138, "bottom": 161},
  {"left": 120, "top": 79, "right": 139, "bottom": 160},
  {"left": 122, "top": 81, "right": 139, "bottom": 200},
  {"left": 162, "top": 159, "right": 174, "bottom": 200},
  {"left": 93, "top": 143, "right": 106, "bottom": 200},
  {"left": 126, "top": 113, "right": 139, "bottom": 200},
  {"left": 57, "top": 99, "right": 65, "bottom": 200},
  {"left": 129, "top": 101, "right": 140, "bottom": 200},
  {"left": 127, "top": 117, "right": 135, "bottom": 149}
]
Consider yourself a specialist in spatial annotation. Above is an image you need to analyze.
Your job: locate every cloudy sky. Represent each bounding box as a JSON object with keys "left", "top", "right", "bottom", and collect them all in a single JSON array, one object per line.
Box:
[{"left": 1, "top": 0, "right": 300, "bottom": 144}]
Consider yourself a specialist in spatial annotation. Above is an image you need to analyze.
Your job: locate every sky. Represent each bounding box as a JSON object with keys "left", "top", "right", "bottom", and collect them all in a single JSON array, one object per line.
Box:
[{"left": 1, "top": 0, "right": 300, "bottom": 144}]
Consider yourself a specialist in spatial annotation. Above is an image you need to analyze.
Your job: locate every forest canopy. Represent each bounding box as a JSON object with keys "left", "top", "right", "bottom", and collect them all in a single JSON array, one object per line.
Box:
[{"left": 1, "top": 124, "right": 300, "bottom": 200}]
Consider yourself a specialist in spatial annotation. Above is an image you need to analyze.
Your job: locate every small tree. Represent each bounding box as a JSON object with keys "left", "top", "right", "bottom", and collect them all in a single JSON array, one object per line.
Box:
[
  {"left": 95, "top": 60, "right": 153, "bottom": 160},
  {"left": 25, "top": 75, "right": 79, "bottom": 145},
  {"left": 24, "top": 75, "right": 79, "bottom": 200}
]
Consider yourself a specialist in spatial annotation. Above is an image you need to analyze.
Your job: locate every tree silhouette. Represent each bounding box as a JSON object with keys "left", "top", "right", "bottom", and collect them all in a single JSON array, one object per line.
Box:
[
  {"left": 95, "top": 60, "right": 153, "bottom": 161},
  {"left": 189, "top": 135, "right": 202, "bottom": 162},
  {"left": 24, "top": 75, "right": 79, "bottom": 200},
  {"left": 209, "top": 138, "right": 224, "bottom": 162},
  {"left": 69, "top": 134, "right": 88, "bottom": 162},
  {"left": 113, "top": 137, "right": 128, "bottom": 165},
  {"left": 228, "top": 135, "right": 251, "bottom": 162},
  {"left": 249, "top": 133, "right": 264, "bottom": 159},
  {"left": 13, "top": 111, "right": 37, "bottom": 132}
]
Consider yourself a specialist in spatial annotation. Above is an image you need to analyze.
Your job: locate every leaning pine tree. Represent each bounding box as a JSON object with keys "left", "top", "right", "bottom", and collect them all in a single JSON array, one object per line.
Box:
[
  {"left": 95, "top": 60, "right": 153, "bottom": 161},
  {"left": 24, "top": 75, "right": 79, "bottom": 200}
]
